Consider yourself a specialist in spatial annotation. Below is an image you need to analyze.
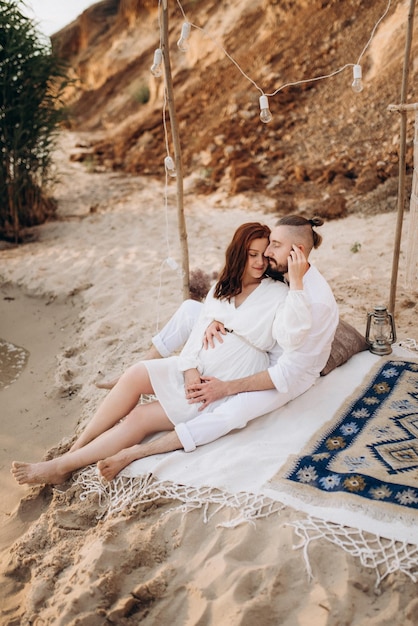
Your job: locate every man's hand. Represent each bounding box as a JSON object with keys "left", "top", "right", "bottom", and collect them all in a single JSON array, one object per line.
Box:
[
  {"left": 185, "top": 376, "right": 228, "bottom": 410},
  {"left": 287, "top": 245, "right": 309, "bottom": 290},
  {"left": 203, "top": 320, "right": 227, "bottom": 349}
]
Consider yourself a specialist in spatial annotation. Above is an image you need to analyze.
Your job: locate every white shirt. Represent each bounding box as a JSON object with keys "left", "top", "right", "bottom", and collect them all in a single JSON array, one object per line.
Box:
[
  {"left": 267, "top": 265, "right": 339, "bottom": 392},
  {"left": 174, "top": 265, "right": 339, "bottom": 451}
]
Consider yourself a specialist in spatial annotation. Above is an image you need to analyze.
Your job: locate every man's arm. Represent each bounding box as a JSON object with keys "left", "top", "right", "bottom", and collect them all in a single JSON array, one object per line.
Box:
[{"left": 186, "top": 369, "right": 275, "bottom": 409}]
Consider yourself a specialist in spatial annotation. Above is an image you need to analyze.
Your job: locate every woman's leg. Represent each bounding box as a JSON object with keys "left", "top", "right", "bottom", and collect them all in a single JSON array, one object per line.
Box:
[
  {"left": 151, "top": 299, "right": 202, "bottom": 357},
  {"left": 12, "top": 400, "right": 173, "bottom": 485},
  {"left": 71, "top": 362, "right": 154, "bottom": 451},
  {"left": 95, "top": 344, "right": 162, "bottom": 389}
]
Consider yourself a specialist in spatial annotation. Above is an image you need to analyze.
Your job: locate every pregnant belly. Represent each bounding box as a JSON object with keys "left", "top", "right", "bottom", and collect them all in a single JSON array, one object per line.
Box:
[{"left": 199, "top": 332, "right": 269, "bottom": 380}]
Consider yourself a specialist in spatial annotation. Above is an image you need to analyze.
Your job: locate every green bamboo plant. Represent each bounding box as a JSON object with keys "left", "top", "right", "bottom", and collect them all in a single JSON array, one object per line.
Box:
[{"left": 0, "top": 0, "right": 68, "bottom": 242}]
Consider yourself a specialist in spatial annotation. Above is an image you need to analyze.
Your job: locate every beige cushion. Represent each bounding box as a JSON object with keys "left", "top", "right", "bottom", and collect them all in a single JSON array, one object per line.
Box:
[{"left": 321, "top": 319, "right": 368, "bottom": 376}]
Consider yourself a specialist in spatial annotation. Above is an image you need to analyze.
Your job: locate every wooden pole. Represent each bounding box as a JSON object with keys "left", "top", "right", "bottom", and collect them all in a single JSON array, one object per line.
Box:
[
  {"left": 161, "top": 0, "right": 190, "bottom": 299},
  {"left": 389, "top": 0, "right": 416, "bottom": 314}
]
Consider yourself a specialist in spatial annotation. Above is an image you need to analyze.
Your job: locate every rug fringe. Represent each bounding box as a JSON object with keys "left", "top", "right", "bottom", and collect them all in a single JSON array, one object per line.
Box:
[
  {"left": 74, "top": 466, "right": 284, "bottom": 527},
  {"left": 287, "top": 516, "right": 418, "bottom": 587},
  {"left": 396, "top": 338, "right": 418, "bottom": 353},
  {"left": 74, "top": 467, "right": 418, "bottom": 587}
]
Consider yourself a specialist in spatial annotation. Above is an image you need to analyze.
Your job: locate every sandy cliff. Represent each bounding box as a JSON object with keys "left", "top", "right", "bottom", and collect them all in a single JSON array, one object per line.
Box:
[{"left": 52, "top": 0, "right": 418, "bottom": 218}]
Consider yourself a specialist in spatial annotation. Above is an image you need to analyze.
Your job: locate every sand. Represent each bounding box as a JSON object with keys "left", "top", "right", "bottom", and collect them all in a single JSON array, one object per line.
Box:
[{"left": 1, "top": 131, "right": 417, "bottom": 625}]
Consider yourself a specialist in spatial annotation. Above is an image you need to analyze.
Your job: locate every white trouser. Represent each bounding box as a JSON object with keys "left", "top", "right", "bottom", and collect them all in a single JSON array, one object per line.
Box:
[
  {"left": 152, "top": 299, "right": 203, "bottom": 357},
  {"left": 175, "top": 385, "right": 302, "bottom": 452}
]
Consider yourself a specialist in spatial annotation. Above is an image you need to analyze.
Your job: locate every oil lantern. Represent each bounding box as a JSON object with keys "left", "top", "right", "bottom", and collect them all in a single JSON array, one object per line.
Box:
[{"left": 365, "top": 306, "right": 397, "bottom": 356}]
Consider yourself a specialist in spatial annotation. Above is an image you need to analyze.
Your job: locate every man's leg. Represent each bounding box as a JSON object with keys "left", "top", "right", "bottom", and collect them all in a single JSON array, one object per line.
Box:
[
  {"left": 98, "top": 429, "right": 183, "bottom": 480},
  {"left": 151, "top": 299, "right": 203, "bottom": 356},
  {"left": 175, "top": 388, "right": 297, "bottom": 452},
  {"left": 99, "top": 387, "right": 297, "bottom": 481},
  {"left": 96, "top": 299, "right": 203, "bottom": 389}
]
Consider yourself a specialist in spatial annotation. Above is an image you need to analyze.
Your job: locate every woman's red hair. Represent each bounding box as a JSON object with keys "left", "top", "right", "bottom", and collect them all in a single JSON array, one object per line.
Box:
[{"left": 214, "top": 222, "right": 271, "bottom": 300}]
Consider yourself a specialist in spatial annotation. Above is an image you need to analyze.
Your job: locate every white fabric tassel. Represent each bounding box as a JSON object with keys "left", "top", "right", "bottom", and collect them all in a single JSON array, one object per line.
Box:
[
  {"left": 287, "top": 516, "right": 418, "bottom": 587},
  {"left": 74, "top": 467, "right": 418, "bottom": 587},
  {"left": 74, "top": 466, "right": 284, "bottom": 526}
]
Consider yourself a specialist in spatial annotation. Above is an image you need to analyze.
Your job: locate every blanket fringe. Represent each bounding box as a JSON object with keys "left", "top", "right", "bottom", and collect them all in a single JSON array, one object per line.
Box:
[
  {"left": 74, "top": 467, "right": 418, "bottom": 586},
  {"left": 287, "top": 516, "right": 418, "bottom": 587},
  {"left": 396, "top": 338, "right": 418, "bottom": 353},
  {"left": 74, "top": 466, "right": 284, "bottom": 527}
]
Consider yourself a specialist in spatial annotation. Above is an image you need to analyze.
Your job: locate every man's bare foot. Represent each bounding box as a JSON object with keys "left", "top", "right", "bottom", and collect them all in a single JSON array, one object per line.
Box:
[
  {"left": 95, "top": 379, "right": 118, "bottom": 390},
  {"left": 98, "top": 449, "right": 138, "bottom": 481},
  {"left": 11, "top": 460, "right": 71, "bottom": 485}
]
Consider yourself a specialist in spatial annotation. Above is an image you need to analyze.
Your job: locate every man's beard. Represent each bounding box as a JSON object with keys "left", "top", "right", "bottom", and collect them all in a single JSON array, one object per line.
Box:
[{"left": 266, "top": 261, "right": 286, "bottom": 283}]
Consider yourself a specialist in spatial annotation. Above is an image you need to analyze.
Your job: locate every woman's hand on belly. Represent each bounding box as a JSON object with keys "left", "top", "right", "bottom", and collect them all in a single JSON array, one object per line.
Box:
[
  {"left": 184, "top": 368, "right": 202, "bottom": 398},
  {"left": 185, "top": 376, "right": 228, "bottom": 411}
]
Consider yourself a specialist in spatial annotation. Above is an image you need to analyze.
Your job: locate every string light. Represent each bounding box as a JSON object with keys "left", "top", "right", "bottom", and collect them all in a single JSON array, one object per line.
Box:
[
  {"left": 350, "top": 0, "right": 391, "bottom": 93},
  {"left": 164, "top": 155, "right": 177, "bottom": 177},
  {"left": 166, "top": 257, "right": 179, "bottom": 270},
  {"left": 173, "top": 0, "right": 393, "bottom": 113},
  {"left": 177, "top": 21, "right": 191, "bottom": 52},
  {"left": 259, "top": 94, "right": 272, "bottom": 124},
  {"left": 150, "top": 48, "right": 163, "bottom": 77},
  {"left": 351, "top": 64, "right": 364, "bottom": 93},
  {"left": 153, "top": 0, "right": 393, "bottom": 329}
]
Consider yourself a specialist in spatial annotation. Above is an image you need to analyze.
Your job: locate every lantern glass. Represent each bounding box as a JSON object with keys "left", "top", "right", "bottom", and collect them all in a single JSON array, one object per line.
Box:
[{"left": 365, "top": 306, "right": 396, "bottom": 356}]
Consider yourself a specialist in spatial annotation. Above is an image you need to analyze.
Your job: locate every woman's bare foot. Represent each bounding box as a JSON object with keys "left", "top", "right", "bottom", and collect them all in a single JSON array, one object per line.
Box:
[
  {"left": 11, "top": 460, "right": 71, "bottom": 485},
  {"left": 97, "top": 448, "right": 139, "bottom": 481}
]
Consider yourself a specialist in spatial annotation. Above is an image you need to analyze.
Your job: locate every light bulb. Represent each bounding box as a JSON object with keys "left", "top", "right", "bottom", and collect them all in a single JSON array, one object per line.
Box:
[
  {"left": 151, "top": 48, "right": 163, "bottom": 77},
  {"left": 164, "top": 156, "right": 176, "bottom": 177},
  {"left": 259, "top": 94, "right": 273, "bottom": 124},
  {"left": 166, "top": 257, "right": 179, "bottom": 270},
  {"left": 177, "top": 22, "right": 191, "bottom": 52},
  {"left": 351, "top": 64, "right": 363, "bottom": 93}
]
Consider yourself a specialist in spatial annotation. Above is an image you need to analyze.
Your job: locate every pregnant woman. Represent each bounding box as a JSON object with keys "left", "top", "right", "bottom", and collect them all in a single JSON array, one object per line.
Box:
[{"left": 12, "top": 222, "right": 289, "bottom": 486}]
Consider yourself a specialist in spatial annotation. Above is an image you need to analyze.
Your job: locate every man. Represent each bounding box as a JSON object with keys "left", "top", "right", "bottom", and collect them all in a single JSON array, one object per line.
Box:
[{"left": 96, "top": 215, "right": 339, "bottom": 480}]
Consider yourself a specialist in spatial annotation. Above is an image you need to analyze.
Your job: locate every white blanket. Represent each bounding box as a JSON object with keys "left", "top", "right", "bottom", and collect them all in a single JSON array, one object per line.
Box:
[
  {"left": 82, "top": 351, "right": 387, "bottom": 517},
  {"left": 77, "top": 344, "right": 418, "bottom": 582}
]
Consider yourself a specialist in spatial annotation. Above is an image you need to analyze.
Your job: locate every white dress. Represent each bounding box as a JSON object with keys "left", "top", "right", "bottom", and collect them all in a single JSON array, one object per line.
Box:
[
  {"left": 143, "top": 278, "right": 288, "bottom": 424},
  {"left": 175, "top": 264, "right": 339, "bottom": 452}
]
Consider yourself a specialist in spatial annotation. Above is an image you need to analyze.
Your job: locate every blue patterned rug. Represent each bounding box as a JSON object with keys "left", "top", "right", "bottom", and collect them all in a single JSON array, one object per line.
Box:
[{"left": 269, "top": 358, "right": 418, "bottom": 527}]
